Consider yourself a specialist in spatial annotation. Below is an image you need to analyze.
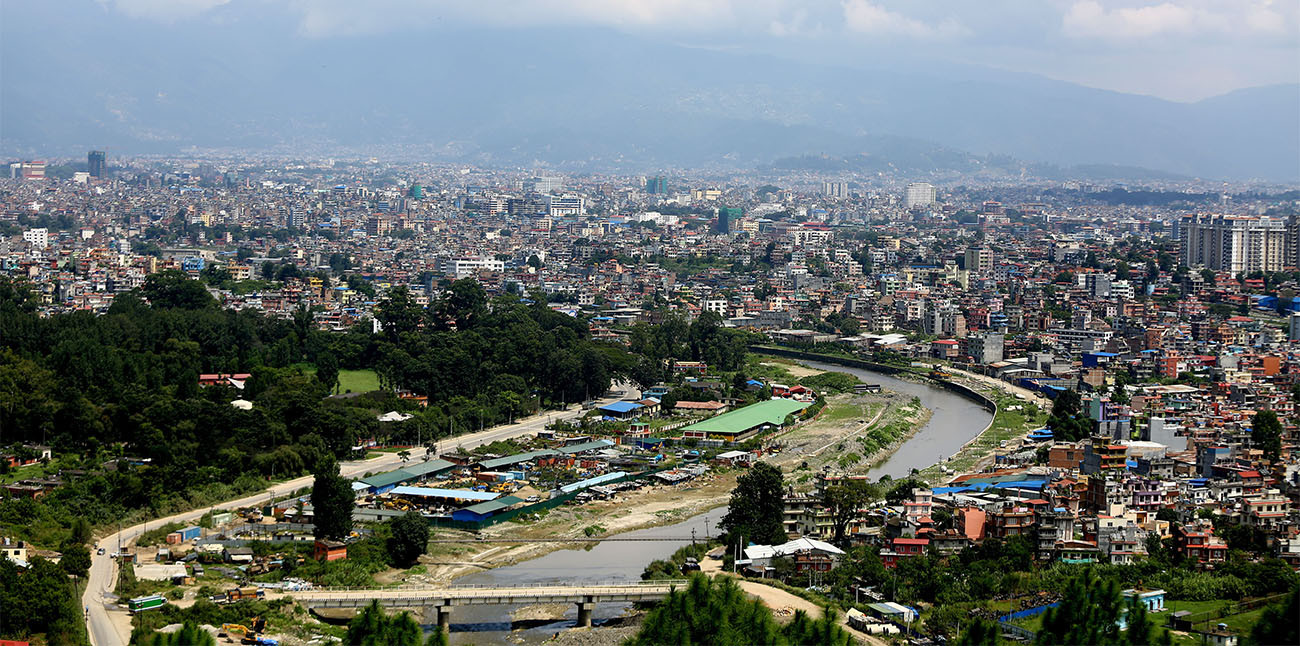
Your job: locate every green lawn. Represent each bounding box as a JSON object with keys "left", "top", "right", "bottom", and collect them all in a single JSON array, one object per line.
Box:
[
  {"left": 1, "top": 459, "right": 60, "bottom": 485},
  {"left": 299, "top": 365, "right": 381, "bottom": 394}
]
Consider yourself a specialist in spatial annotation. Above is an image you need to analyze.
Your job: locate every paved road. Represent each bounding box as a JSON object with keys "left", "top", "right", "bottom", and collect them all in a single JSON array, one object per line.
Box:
[{"left": 84, "top": 389, "right": 626, "bottom": 646}]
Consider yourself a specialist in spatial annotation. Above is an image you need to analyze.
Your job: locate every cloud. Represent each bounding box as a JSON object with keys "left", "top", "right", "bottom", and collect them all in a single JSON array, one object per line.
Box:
[
  {"left": 106, "top": 0, "right": 231, "bottom": 21},
  {"left": 1062, "top": 1, "right": 1297, "bottom": 41},
  {"left": 841, "top": 0, "right": 967, "bottom": 39}
]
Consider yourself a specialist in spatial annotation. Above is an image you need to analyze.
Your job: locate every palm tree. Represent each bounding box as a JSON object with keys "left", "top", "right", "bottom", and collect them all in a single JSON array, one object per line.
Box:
[{"left": 398, "top": 450, "right": 411, "bottom": 462}]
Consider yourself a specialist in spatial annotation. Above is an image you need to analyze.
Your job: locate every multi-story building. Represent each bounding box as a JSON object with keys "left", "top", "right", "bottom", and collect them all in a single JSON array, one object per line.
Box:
[
  {"left": 987, "top": 503, "right": 1035, "bottom": 539},
  {"left": 22, "top": 228, "right": 50, "bottom": 249},
  {"left": 904, "top": 182, "right": 936, "bottom": 209},
  {"left": 442, "top": 257, "right": 505, "bottom": 278},
  {"left": 88, "top": 150, "right": 107, "bottom": 178},
  {"left": 547, "top": 195, "right": 585, "bottom": 216},
  {"left": 1180, "top": 214, "right": 1286, "bottom": 274},
  {"left": 964, "top": 247, "right": 992, "bottom": 274},
  {"left": 821, "top": 182, "right": 848, "bottom": 198}
]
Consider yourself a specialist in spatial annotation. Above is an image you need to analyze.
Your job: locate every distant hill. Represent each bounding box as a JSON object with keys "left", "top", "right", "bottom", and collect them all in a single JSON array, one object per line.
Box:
[{"left": 1, "top": 2, "right": 1296, "bottom": 181}]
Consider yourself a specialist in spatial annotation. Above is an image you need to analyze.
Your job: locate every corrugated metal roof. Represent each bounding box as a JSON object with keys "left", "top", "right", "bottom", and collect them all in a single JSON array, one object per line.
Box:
[
  {"left": 479, "top": 450, "right": 560, "bottom": 470},
  {"left": 389, "top": 486, "right": 499, "bottom": 501},
  {"left": 360, "top": 469, "right": 414, "bottom": 488},
  {"left": 459, "top": 495, "right": 524, "bottom": 515},
  {"left": 680, "top": 399, "right": 810, "bottom": 435},
  {"left": 557, "top": 439, "right": 616, "bottom": 455},
  {"left": 559, "top": 471, "right": 628, "bottom": 493},
  {"left": 401, "top": 459, "right": 456, "bottom": 477}
]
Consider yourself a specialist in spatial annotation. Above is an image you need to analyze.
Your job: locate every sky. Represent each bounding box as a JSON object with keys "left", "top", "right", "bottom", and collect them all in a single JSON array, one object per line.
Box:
[{"left": 96, "top": 0, "right": 1299, "bottom": 102}]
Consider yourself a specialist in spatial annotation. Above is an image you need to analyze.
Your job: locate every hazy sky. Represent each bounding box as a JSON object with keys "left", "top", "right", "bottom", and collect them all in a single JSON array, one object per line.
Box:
[{"left": 96, "top": 0, "right": 1298, "bottom": 102}]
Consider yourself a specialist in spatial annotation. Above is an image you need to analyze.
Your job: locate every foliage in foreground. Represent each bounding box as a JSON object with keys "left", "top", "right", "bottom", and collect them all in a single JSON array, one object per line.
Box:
[
  {"left": 626, "top": 574, "right": 850, "bottom": 646},
  {"left": 345, "top": 599, "right": 445, "bottom": 646}
]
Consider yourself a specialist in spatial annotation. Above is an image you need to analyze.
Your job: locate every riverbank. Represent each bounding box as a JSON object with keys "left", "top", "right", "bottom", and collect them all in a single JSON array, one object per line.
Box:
[
  {"left": 405, "top": 364, "right": 933, "bottom": 585},
  {"left": 755, "top": 349, "right": 1047, "bottom": 486}
]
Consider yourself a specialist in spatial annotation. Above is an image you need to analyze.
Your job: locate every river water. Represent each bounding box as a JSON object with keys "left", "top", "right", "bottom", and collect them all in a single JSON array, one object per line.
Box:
[{"left": 436, "top": 361, "right": 993, "bottom": 643}]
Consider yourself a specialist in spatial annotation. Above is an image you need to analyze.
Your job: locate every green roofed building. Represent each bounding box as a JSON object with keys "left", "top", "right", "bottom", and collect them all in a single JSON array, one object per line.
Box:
[{"left": 680, "top": 398, "right": 810, "bottom": 442}]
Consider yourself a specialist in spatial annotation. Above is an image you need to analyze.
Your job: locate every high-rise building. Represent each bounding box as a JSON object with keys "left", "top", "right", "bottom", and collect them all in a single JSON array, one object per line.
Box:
[
  {"left": 88, "top": 150, "right": 106, "bottom": 177},
  {"left": 1180, "top": 214, "right": 1286, "bottom": 274},
  {"left": 1287, "top": 213, "right": 1300, "bottom": 269},
  {"left": 531, "top": 176, "right": 564, "bottom": 194},
  {"left": 715, "top": 207, "right": 741, "bottom": 234},
  {"left": 645, "top": 175, "right": 667, "bottom": 195},
  {"left": 964, "top": 247, "right": 992, "bottom": 274},
  {"left": 822, "top": 182, "right": 848, "bottom": 198},
  {"left": 904, "top": 182, "right": 936, "bottom": 209}
]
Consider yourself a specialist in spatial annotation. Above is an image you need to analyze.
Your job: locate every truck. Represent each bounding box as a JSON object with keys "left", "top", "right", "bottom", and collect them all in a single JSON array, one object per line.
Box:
[
  {"left": 128, "top": 594, "right": 167, "bottom": 613},
  {"left": 226, "top": 586, "right": 265, "bottom": 601}
]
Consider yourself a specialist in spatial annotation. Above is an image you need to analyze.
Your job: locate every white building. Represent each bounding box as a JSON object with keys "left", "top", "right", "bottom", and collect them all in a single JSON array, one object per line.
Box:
[
  {"left": 530, "top": 176, "right": 564, "bottom": 193},
  {"left": 442, "top": 257, "right": 505, "bottom": 278},
  {"left": 1180, "top": 214, "right": 1286, "bottom": 274},
  {"left": 904, "top": 183, "right": 936, "bottom": 209},
  {"left": 547, "top": 195, "right": 585, "bottom": 216},
  {"left": 22, "top": 227, "right": 49, "bottom": 248}
]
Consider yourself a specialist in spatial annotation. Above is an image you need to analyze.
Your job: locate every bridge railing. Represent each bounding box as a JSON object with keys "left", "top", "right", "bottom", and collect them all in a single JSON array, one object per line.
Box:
[{"left": 289, "top": 579, "right": 691, "bottom": 594}]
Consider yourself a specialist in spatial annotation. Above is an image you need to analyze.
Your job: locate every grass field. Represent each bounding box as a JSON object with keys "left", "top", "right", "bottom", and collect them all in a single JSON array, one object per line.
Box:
[{"left": 299, "top": 365, "right": 382, "bottom": 393}]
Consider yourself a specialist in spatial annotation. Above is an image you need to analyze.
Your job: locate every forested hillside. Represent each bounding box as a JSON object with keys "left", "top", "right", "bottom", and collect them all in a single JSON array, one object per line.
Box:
[{"left": 0, "top": 272, "right": 757, "bottom": 546}]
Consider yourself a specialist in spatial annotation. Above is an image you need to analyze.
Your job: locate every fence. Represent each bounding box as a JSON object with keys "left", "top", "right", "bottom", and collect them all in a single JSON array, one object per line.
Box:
[
  {"left": 997, "top": 602, "right": 1058, "bottom": 641},
  {"left": 1181, "top": 593, "right": 1289, "bottom": 631}
]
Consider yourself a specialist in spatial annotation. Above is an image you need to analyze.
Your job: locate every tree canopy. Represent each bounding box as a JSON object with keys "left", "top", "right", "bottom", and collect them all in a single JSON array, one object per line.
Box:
[{"left": 719, "top": 462, "right": 787, "bottom": 546}]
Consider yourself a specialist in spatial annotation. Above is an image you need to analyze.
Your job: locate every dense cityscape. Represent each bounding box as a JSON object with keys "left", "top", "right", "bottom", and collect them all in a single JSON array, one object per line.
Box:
[
  {"left": 3, "top": 1, "right": 1300, "bottom": 646},
  {"left": 0, "top": 152, "right": 1298, "bottom": 646}
]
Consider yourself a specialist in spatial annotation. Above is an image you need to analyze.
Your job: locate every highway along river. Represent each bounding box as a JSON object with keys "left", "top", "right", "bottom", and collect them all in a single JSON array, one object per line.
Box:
[{"left": 437, "top": 361, "right": 993, "bottom": 643}]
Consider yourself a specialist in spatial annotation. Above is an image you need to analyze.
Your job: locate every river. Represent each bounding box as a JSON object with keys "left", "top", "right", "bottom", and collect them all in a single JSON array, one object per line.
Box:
[
  {"left": 797, "top": 359, "right": 993, "bottom": 480},
  {"left": 436, "top": 361, "right": 993, "bottom": 643}
]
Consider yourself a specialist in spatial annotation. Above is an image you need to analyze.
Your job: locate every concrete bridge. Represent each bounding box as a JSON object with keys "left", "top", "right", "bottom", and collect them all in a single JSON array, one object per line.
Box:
[{"left": 286, "top": 580, "right": 689, "bottom": 634}]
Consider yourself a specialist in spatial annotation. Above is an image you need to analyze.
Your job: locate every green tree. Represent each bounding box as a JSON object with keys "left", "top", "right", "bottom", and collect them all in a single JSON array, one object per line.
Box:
[
  {"left": 957, "top": 616, "right": 1001, "bottom": 646},
  {"left": 1035, "top": 568, "right": 1172, "bottom": 646},
  {"left": 387, "top": 512, "right": 430, "bottom": 567},
  {"left": 1251, "top": 585, "right": 1299, "bottom": 646},
  {"left": 719, "top": 462, "right": 787, "bottom": 546},
  {"left": 628, "top": 575, "right": 782, "bottom": 646},
  {"left": 823, "top": 480, "right": 875, "bottom": 547},
  {"left": 1047, "top": 389, "right": 1092, "bottom": 442},
  {"left": 69, "top": 517, "right": 93, "bottom": 545},
  {"left": 1252, "top": 410, "right": 1283, "bottom": 463},
  {"left": 131, "top": 621, "right": 216, "bottom": 646},
  {"left": 316, "top": 352, "right": 340, "bottom": 394},
  {"left": 139, "top": 270, "right": 217, "bottom": 310},
  {"left": 59, "top": 543, "right": 91, "bottom": 579},
  {"left": 346, "top": 600, "right": 423, "bottom": 646},
  {"left": 312, "top": 457, "right": 354, "bottom": 541}
]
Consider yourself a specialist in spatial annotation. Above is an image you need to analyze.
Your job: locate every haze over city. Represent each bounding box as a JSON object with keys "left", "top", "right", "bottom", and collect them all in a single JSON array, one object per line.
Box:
[{"left": 2, "top": 2, "right": 1300, "bottom": 646}]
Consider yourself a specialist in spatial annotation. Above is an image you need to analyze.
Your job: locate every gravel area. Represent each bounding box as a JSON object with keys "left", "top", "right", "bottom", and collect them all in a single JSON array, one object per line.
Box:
[{"left": 541, "top": 616, "right": 642, "bottom": 646}]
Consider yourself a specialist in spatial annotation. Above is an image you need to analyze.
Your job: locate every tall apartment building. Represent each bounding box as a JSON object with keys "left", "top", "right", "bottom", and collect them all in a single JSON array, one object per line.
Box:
[
  {"left": 531, "top": 176, "right": 564, "bottom": 193},
  {"left": 1288, "top": 213, "right": 1300, "bottom": 268},
  {"left": 1180, "top": 214, "right": 1285, "bottom": 274},
  {"left": 904, "top": 182, "right": 936, "bottom": 209},
  {"left": 645, "top": 175, "right": 667, "bottom": 195},
  {"left": 87, "top": 150, "right": 107, "bottom": 177},
  {"left": 22, "top": 227, "right": 50, "bottom": 248},
  {"left": 964, "top": 247, "right": 992, "bottom": 274},
  {"left": 821, "top": 182, "right": 847, "bottom": 198}
]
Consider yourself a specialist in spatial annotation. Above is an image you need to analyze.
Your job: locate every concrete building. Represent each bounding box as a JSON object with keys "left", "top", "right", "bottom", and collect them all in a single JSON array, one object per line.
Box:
[
  {"left": 904, "top": 183, "right": 936, "bottom": 209},
  {"left": 1180, "top": 214, "right": 1286, "bottom": 274}
]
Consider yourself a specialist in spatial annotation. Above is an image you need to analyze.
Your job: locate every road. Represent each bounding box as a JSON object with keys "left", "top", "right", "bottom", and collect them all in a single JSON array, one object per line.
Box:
[{"left": 84, "top": 388, "right": 626, "bottom": 646}]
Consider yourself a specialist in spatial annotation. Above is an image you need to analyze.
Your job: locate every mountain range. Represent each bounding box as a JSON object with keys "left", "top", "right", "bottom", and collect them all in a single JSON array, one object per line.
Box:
[{"left": 1, "top": 2, "right": 1296, "bottom": 181}]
